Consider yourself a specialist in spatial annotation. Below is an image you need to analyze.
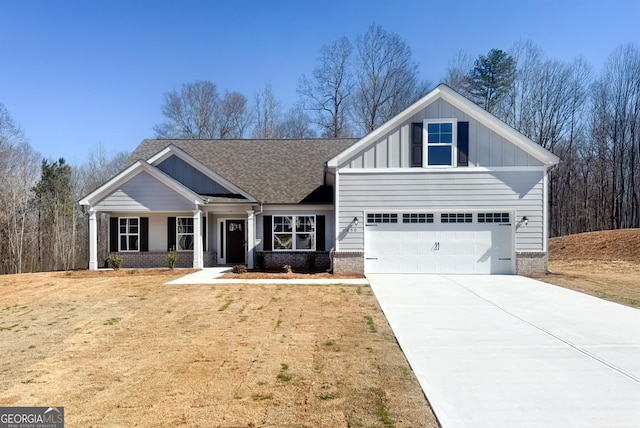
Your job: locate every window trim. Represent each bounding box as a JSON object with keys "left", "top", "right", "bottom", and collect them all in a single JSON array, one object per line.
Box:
[
  {"left": 424, "top": 118, "right": 457, "bottom": 167},
  {"left": 272, "top": 215, "right": 316, "bottom": 252},
  {"left": 119, "top": 217, "right": 140, "bottom": 252},
  {"left": 176, "top": 216, "right": 195, "bottom": 252}
]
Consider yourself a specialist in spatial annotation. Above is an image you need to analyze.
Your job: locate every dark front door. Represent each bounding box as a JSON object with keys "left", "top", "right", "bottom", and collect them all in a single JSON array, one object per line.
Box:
[{"left": 226, "top": 220, "right": 245, "bottom": 264}]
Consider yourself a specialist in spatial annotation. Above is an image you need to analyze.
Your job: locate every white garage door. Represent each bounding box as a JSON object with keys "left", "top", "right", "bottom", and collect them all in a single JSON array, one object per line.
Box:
[{"left": 364, "top": 212, "right": 514, "bottom": 274}]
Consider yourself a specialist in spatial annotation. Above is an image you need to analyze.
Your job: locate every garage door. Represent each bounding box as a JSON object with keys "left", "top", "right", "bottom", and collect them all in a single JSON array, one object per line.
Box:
[{"left": 364, "top": 212, "right": 514, "bottom": 274}]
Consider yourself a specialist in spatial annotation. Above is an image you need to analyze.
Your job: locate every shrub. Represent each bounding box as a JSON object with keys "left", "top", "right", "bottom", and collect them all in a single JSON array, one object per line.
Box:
[
  {"left": 107, "top": 253, "right": 123, "bottom": 270},
  {"left": 167, "top": 250, "right": 179, "bottom": 269},
  {"left": 232, "top": 264, "right": 247, "bottom": 274}
]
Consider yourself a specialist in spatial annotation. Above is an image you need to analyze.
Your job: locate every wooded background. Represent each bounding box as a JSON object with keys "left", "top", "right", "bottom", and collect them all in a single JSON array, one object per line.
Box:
[{"left": 1, "top": 26, "right": 638, "bottom": 274}]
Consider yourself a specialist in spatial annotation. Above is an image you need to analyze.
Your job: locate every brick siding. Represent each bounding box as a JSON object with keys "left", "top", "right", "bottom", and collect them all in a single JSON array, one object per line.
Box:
[
  {"left": 111, "top": 251, "right": 216, "bottom": 269},
  {"left": 332, "top": 251, "right": 364, "bottom": 275},
  {"left": 516, "top": 252, "right": 548, "bottom": 276},
  {"left": 256, "top": 251, "right": 331, "bottom": 271}
]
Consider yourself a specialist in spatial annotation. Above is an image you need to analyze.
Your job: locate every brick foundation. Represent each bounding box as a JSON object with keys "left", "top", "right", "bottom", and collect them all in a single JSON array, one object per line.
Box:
[
  {"left": 332, "top": 251, "right": 364, "bottom": 275},
  {"left": 110, "top": 251, "right": 216, "bottom": 269},
  {"left": 256, "top": 251, "right": 331, "bottom": 271},
  {"left": 516, "top": 252, "right": 548, "bottom": 276}
]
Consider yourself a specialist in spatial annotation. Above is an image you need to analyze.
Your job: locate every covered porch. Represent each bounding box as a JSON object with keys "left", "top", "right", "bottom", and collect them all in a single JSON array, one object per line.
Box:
[{"left": 86, "top": 207, "right": 259, "bottom": 270}]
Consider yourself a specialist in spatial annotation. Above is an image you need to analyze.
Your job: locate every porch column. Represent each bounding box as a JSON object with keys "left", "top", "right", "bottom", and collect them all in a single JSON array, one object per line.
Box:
[
  {"left": 193, "top": 209, "right": 203, "bottom": 269},
  {"left": 246, "top": 210, "right": 255, "bottom": 269},
  {"left": 88, "top": 210, "right": 98, "bottom": 270}
]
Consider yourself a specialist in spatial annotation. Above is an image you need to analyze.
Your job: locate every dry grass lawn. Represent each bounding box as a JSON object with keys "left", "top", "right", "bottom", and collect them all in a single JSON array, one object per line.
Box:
[
  {"left": 532, "top": 229, "right": 640, "bottom": 308},
  {"left": 0, "top": 269, "right": 437, "bottom": 427}
]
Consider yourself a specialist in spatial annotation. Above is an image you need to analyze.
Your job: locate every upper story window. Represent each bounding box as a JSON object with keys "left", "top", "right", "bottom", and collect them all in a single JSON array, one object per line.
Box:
[
  {"left": 119, "top": 217, "right": 139, "bottom": 252},
  {"left": 177, "top": 217, "right": 194, "bottom": 251},
  {"left": 273, "top": 215, "right": 315, "bottom": 251},
  {"left": 426, "top": 120, "right": 456, "bottom": 166}
]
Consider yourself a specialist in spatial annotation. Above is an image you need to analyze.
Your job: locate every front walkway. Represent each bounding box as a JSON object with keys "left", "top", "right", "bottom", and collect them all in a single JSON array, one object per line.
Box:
[
  {"left": 165, "top": 267, "right": 369, "bottom": 285},
  {"left": 368, "top": 274, "right": 640, "bottom": 428}
]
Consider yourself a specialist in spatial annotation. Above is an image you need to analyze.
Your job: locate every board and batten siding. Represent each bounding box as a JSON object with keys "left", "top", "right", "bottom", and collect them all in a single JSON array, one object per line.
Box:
[
  {"left": 336, "top": 169, "right": 545, "bottom": 252},
  {"left": 340, "top": 98, "right": 544, "bottom": 169},
  {"left": 94, "top": 171, "right": 196, "bottom": 212}
]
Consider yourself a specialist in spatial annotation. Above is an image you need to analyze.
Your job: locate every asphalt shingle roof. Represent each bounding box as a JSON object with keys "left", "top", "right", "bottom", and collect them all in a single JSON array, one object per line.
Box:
[{"left": 122, "top": 138, "right": 358, "bottom": 204}]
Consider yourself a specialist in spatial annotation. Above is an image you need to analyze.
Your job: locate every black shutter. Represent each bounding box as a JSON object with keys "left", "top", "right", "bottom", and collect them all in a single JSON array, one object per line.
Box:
[
  {"left": 109, "top": 217, "right": 118, "bottom": 252},
  {"left": 140, "top": 217, "right": 149, "bottom": 252},
  {"left": 202, "top": 215, "right": 207, "bottom": 251},
  {"left": 167, "top": 217, "right": 176, "bottom": 251},
  {"left": 316, "top": 215, "right": 325, "bottom": 251},
  {"left": 263, "top": 215, "right": 272, "bottom": 251},
  {"left": 457, "top": 121, "right": 469, "bottom": 167},
  {"left": 411, "top": 122, "right": 423, "bottom": 167}
]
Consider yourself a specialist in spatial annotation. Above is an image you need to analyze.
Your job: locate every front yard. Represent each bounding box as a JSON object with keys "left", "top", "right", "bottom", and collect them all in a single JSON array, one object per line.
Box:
[{"left": 0, "top": 269, "right": 437, "bottom": 427}]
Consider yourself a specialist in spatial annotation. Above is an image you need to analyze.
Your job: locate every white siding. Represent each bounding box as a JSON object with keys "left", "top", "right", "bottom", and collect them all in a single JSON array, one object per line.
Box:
[
  {"left": 337, "top": 169, "right": 544, "bottom": 252},
  {"left": 340, "top": 98, "right": 543, "bottom": 169},
  {"left": 95, "top": 171, "right": 195, "bottom": 211}
]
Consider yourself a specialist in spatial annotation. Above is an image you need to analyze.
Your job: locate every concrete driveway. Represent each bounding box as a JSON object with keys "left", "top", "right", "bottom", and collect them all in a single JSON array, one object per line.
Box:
[{"left": 367, "top": 274, "right": 640, "bottom": 428}]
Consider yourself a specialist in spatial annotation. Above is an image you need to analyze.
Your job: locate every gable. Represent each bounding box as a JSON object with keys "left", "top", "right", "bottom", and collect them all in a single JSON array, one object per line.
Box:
[
  {"left": 122, "top": 139, "right": 357, "bottom": 204},
  {"left": 157, "top": 155, "right": 236, "bottom": 196},
  {"left": 341, "top": 97, "right": 543, "bottom": 169},
  {"left": 329, "top": 84, "right": 559, "bottom": 170},
  {"left": 93, "top": 170, "right": 198, "bottom": 211}
]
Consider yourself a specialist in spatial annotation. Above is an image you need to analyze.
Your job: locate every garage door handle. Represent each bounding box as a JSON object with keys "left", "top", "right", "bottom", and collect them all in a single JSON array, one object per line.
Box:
[{"left": 365, "top": 257, "right": 378, "bottom": 260}]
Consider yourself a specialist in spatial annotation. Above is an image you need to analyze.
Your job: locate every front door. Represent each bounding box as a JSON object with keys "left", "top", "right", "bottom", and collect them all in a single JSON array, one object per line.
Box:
[{"left": 226, "top": 220, "right": 245, "bottom": 264}]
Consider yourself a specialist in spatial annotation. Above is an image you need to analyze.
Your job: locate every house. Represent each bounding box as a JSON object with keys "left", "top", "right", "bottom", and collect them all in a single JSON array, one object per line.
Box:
[{"left": 80, "top": 84, "right": 559, "bottom": 275}]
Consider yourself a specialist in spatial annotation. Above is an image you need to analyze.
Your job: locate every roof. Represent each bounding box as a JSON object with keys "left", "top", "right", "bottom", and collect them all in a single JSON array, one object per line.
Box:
[
  {"left": 122, "top": 138, "right": 358, "bottom": 204},
  {"left": 328, "top": 84, "right": 560, "bottom": 168}
]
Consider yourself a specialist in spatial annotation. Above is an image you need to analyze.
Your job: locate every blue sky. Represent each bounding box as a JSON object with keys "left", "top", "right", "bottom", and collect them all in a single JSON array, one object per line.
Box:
[{"left": 1, "top": 0, "right": 638, "bottom": 164}]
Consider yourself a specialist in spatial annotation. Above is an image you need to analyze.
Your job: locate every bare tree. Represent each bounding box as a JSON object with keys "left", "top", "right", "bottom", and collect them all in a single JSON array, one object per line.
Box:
[
  {"left": 352, "top": 24, "right": 427, "bottom": 134},
  {"left": 154, "top": 80, "right": 221, "bottom": 138},
  {"left": 251, "top": 82, "right": 285, "bottom": 139},
  {"left": 443, "top": 50, "right": 474, "bottom": 97},
  {"left": 217, "top": 91, "right": 252, "bottom": 138},
  {"left": 281, "top": 105, "right": 317, "bottom": 138},
  {"left": 298, "top": 36, "right": 354, "bottom": 137}
]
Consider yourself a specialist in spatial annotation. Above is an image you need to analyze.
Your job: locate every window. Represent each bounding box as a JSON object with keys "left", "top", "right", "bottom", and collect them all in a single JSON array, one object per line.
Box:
[
  {"left": 119, "top": 217, "right": 139, "bottom": 251},
  {"left": 441, "top": 213, "right": 472, "bottom": 223},
  {"left": 402, "top": 213, "right": 434, "bottom": 223},
  {"left": 177, "top": 217, "right": 194, "bottom": 251},
  {"left": 478, "top": 212, "right": 510, "bottom": 224},
  {"left": 273, "top": 215, "right": 315, "bottom": 251},
  {"left": 426, "top": 120, "right": 455, "bottom": 166},
  {"left": 367, "top": 213, "right": 398, "bottom": 224}
]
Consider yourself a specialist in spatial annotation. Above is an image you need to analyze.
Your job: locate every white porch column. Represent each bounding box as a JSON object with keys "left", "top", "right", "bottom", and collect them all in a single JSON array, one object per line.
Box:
[
  {"left": 193, "top": 209, "right": 203, "bottom": 269},
  {"left": 88, "top": 210, "right": 98, "bottom": 270},
  {"left": 246, "top": 210, "right": 255, "bottom": 269}
]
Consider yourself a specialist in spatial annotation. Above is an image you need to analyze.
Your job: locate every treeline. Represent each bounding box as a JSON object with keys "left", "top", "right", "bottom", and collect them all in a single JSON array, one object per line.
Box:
[
  {"left": 0, "top": 117, "right": 128, "bottom": 274},
  {"left": 0, "top": 24, "right": 637, "bottom": 274}
]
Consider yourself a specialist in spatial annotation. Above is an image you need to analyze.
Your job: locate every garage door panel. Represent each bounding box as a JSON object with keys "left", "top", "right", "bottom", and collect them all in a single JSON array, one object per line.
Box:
[{"left": 364, "top": 215, "right": 514, "bottom": 274}]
